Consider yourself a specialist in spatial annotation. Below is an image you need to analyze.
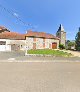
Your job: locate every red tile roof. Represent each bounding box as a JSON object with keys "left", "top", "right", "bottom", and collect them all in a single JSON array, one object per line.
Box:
[
  {"left": 0, "top": 31, "right": 25, "bottom": 40},
  {"left": 0, "top": 26, "right": 59, "bottom": 40},
  {"left": 26, "top": 30, "right": 60, "bottom": 40}
]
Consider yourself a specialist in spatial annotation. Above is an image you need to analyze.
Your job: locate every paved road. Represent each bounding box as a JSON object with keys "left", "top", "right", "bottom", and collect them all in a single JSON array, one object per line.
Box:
[{"left": 0, "top": 62, "right": 80, "bottom": 92}]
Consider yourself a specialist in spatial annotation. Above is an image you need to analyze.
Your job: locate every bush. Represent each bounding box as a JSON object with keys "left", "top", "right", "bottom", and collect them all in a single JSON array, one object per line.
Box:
[
  {"left": 76, "top": 47, "right": 80, "bottom": 51},
  {"left": 59, "top": 44, "right": 65, "bottom": 49}
]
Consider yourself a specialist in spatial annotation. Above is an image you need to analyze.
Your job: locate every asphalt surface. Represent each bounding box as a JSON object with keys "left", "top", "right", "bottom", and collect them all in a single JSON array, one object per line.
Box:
[
  {"left": 0, "top": 52, "right": 80, "bottom": 92},
  {"left": 0, "top": 62, "right": 80, "bottom": 92}
]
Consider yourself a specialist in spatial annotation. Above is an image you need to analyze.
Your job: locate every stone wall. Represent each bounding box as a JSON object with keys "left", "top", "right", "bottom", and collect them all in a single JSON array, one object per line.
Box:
[
  {"left": 36, "top": 38, "right": 43, "bottom": 49},
  {"left": 26, "top": 37, "right": 59, "bottom": 50},
  {"left": 45, "top": 39, "right": 51, "bottom": 49},
  {"left": 26, "top": 37, "right": 33, "bottom": 49}
]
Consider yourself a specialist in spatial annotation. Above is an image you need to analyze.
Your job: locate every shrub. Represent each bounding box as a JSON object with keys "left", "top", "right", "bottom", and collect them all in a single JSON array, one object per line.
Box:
[
  {"left": 59, "top": 44, "right": 65, "bottom": 49},
  {"left": 75, "top": 47, "right": 80, "bottom": 51}
]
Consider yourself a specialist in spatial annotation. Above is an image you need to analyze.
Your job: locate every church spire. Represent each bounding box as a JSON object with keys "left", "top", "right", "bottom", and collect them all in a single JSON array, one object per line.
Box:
[{"left": 58, "top": 24, "right": 64, "bottom": 32}]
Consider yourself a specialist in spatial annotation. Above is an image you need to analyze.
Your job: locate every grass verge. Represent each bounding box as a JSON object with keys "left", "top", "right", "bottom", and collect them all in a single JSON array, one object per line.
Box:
[{"left": 27, "top": 49, "right": 72, "bottom": 57}]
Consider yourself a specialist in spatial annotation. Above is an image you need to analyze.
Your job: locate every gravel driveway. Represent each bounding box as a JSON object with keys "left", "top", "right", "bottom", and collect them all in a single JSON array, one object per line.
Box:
[{"left": 61, "top": 50, "right": 80, "bottom": 57}]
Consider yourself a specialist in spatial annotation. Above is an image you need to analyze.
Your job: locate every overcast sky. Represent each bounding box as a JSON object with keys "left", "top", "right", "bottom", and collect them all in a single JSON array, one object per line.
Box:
[{"left": 0, "top": 0, "right": 80, "bottom": 40}]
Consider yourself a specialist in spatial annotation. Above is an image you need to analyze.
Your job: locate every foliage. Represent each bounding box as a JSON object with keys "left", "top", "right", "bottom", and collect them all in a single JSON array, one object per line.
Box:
[
  {"left": 59, "top": 44, "right": 65, "bottom": 49},
  {"left": 27, "top": 49, "right": 72, "bottom": 57},
  {"left": 66, "top": 40, "right": 75, "bottom": 50},
  {"left": 75, "top": 28, "right": 80, "bottom": 51}
]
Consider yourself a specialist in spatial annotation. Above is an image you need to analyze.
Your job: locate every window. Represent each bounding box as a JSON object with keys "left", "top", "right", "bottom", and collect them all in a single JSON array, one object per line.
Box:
[{"left": 0, "top": 41, "right": 6, "bottom": 45}]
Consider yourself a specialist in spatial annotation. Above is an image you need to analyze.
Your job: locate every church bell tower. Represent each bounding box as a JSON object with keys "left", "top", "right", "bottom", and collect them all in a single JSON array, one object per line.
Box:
[{"left": 56, "top": 24, "right": 66, "bottom": 46}]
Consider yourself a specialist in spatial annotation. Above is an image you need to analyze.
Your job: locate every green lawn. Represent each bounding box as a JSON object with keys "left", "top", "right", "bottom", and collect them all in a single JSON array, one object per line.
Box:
[{"left": 27, "top": 49, "right": 72, "bottom": 57}]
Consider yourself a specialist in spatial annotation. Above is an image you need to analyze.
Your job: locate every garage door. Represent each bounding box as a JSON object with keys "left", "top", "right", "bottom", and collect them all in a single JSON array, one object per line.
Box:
[
  {"left": 11, "top": 44, "right": 20, "bottom": 51},
  {"left": 52, "top": 43, "right": 57, "bottom": 49},
  {"left": 0, "top": 45, "right": 6, "bottom": 51}
]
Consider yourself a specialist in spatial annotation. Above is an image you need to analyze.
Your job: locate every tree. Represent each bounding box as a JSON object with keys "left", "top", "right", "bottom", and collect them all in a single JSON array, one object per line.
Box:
[
  {"left": 67, "top": 41, "right": 75, "bottom": 50},
  {"left": 75, "top": 28, "right": 80, "bottom": 51}
]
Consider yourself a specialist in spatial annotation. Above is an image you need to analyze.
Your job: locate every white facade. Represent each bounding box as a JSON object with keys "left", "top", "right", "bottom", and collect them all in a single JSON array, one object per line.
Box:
[
  {"left": 0, "top": 39, "right": 11, "bottom": 51},
  {"left": 0, "top": 39, "right": 25, "bottom": 51},
  {"left": 0, "top": 45, "right": 6, "bottom": 51}
]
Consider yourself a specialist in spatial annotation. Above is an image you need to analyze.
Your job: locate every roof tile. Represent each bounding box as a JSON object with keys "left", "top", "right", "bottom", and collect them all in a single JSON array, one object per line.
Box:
[
  {"left": 26, "top": 30, "right": 60, "bottom": 40},
  {"left": 0, "top": 31, "right": 25, "bottom": 40}
]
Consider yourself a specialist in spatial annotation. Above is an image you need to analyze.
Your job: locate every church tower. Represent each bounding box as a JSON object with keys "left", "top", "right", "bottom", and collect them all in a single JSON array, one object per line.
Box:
[{"left": 56, "top": 24, "right": 66, "bottom": 46}]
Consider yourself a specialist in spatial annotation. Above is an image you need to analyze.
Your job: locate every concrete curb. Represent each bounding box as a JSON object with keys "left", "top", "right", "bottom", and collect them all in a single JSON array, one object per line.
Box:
[
  {"left": 25, "top": 54, "right": 74, "bottom": 58},
  {"left": 0, "top": 60, "right": 80, "bottom": 63},
  {"left": 25, "top": 54, "right": 56, "bottom": 57}
]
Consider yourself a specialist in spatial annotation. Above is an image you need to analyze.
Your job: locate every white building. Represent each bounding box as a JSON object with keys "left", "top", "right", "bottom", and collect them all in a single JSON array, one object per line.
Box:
[
  {"left": 0, "top": 26, "right": 60, "bottom": 51},
  {"left": 0, "top": 27, "right": 26, "bottom": 51}
]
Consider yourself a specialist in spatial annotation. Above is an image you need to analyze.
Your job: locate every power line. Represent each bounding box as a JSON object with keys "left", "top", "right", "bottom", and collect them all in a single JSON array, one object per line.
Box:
[{"left": 0, "top": 3, "right": 35, "bottom": 30}]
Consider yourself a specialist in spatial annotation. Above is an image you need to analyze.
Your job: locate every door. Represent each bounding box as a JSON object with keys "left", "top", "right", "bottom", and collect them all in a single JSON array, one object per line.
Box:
[
  {"left": 33, "top": 43, "right": 36, "bottom": 49},
  {"left": 11, "top": 44, "right": 20, "bottom": 51},
  {"left": 52, "top": 43, "right": 57, "bottom": 49}
]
